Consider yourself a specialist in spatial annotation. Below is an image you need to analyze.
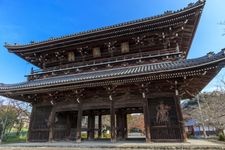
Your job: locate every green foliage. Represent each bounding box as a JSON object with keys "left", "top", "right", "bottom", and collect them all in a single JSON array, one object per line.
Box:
[
  {"left": 0, "top": 99, "right": 31, "bottom": 143},
  {"left": 218, "top": 133, "right": 225, "bottom": 141}
]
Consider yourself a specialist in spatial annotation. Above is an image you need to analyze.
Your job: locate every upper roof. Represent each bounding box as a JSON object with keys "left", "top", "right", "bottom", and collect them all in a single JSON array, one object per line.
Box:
[{"left": 4, "top": 0, "right": 205, "bottom": 54}]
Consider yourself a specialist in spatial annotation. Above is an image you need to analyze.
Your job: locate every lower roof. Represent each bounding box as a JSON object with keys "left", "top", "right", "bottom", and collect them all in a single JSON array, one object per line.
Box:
[{"left": 0, "top": 49, "right": 225, "bottom": 96}]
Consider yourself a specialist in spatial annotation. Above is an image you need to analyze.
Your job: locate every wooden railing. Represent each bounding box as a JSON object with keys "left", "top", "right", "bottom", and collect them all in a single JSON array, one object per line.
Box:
[{"left": 27, "top": 48, "right": 182, "bottom": 80}]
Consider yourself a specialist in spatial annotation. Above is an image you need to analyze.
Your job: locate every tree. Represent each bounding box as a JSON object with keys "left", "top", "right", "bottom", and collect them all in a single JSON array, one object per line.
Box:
[
  {"left": 0, "top": 96, "right": 31, "bottom": 143},
  {"left": 127, "top": 114, "right": 144, "bottom": 134},
  {"left": 183, "top": 92, "right": 225, "bottom": 136},
  {"left": 0, "top": 100, "right": 17, "bottom": 143}
]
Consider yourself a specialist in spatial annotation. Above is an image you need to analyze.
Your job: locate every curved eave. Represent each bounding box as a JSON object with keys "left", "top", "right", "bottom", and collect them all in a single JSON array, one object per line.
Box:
[
  {"left": 4, "top": 0, "right": 205, "bottom": 52},
  {"left": 0, "top": 49, "right": 224, "bottom": 95}
]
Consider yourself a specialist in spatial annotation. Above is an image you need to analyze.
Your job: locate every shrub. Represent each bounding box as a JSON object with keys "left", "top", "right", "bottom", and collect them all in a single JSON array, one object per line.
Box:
[{"left": 218, "top": 133, "right": 225, "bottom": 141}]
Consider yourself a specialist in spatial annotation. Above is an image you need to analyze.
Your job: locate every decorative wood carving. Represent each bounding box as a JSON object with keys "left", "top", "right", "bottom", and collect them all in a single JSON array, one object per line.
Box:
[
  {"left": 93, "top": 47, "right": 101, "bottom": 58},
  {"left": 68, "top": 51, "right": 75, "bottom": 62},
  {"left": 121, "top": 42, "right": 129, "bottom": 53}
]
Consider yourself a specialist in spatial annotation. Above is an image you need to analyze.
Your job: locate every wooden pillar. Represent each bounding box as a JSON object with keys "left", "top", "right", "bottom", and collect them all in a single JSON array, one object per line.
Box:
[
  {"left": 116, "top": 110, "right": 126, "bottom": 140},
  {"left": 76, "top": 103, "right": 82, "bottom": 143},
  {"left": 142, "top": 92, "right": 151, "bottom": 142},
  {"left": 66, "top": 113, "right": 71, "bottom": 139},
  {"left": 106, "top": 86, "right": 117, "bottom": 142},
  {"left": 87, "top": 112, "right": 95, "bottom": 140},
  {"left": 175, "top": 96, "right": 187, "bottom": 141},
  {"left": 98, "top": 115, "right": 102, "bottom": 139},
  {"left": 48, "top": 107, "right": 55, "bottom": 142},
  {"left": 110, "top": 96, "right": 116, "bottom": 142},
  {"left": 116, "top": 110, "right": 122, "bottom": 140},
  {"left": 123, "top": 113, "right": 128, "bottom": 139},
  {"left": 27, "top": 104, "right": 36, "bottom": 142},
  {"left": 87, "top": 114, "right": 91, "bottom": 140}
]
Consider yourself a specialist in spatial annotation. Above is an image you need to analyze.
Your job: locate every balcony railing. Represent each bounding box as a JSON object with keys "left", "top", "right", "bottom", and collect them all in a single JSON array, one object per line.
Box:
[{"left": 27, "top": 48, "right": 182, "bottom": 80}]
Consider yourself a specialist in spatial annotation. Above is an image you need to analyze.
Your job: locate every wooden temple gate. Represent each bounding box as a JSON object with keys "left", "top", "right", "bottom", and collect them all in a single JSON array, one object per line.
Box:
[
  {"left": 1, "top": 0, "right": 224, "bottom": 143},
  {"left": 26, "top": 81, "right": 187, "bottom": 142}
]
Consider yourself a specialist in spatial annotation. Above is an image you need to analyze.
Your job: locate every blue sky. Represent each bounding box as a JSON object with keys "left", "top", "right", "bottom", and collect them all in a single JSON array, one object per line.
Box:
[{"left": 0, "top": 0, "right": 225, "bottom": 91}]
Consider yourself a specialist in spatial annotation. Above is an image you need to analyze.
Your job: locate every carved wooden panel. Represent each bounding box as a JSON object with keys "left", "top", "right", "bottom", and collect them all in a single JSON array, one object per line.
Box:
[{"left": 149, "top": 97, "right": 182, "bottom": 140}]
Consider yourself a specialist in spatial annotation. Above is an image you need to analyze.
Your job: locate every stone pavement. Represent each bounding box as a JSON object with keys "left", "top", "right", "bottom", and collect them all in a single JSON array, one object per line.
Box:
[{"left": 0, "top": 139, "right": 225, "bottom": 150}]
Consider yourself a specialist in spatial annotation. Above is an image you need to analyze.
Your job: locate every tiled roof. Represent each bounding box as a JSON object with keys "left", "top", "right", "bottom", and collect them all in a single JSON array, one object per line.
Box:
[
  {"left": 0, "top": 49, "right": 224, "bottom": 92},
  {"left": 4, "top": 0, "right": 205, "bottom": 48}
]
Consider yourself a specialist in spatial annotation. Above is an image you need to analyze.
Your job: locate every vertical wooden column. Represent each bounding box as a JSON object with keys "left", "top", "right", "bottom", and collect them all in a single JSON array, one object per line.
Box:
[
  {"left": 116, "top": 110, "right": 123, "bottom": 140},
  {"left": 98, "top": 114, "right": 102, "bottom": 139},
  {"left": 48, "top": 107, "right": 55, "bottom": 142},
  {"left": 87, "top": 113, "right": 91, "bottom": 140},
  {"left": 91, "top": 115, "right": 95, "bottom": 140},
  {"left": 27, "top": 104, "right": 36, "bottom": 142},
  {"left": 66, "top": 113, "right": 71, "bottom": 139},
  {"left": 143, "top": 98, "right": 151, "bottom": 142},
  {"left": 175, "top": 96, "right": 187, "bottom": 141},
  {"left": 123, "top": 113, "right": 128, "bottom": 139},
  {"left": 74, "top": 89, "right": 84, "bottom": 143},
  {"left": 174, "top": 80, "right": 187, "bottom": 141},
  {"left": 105, "top": 86, "right": 117, "bottom": 142},
  {"left": 110, "top": 95, "right": 116, "bottom": 142},
  {"left": 141, "top": 84, "right": 151, "bottom": 142},
  {"left": 76, "top": 102, "right": 82, "bottom": 143},
  {"left": 87, "top": 112, "right": 95, "bottom": 140}
]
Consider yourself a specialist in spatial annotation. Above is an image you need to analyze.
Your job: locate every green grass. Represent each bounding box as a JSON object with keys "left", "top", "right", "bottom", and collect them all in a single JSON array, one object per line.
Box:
[{"left": 2, "top": 131, "right": 27, "bottom": 144}]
